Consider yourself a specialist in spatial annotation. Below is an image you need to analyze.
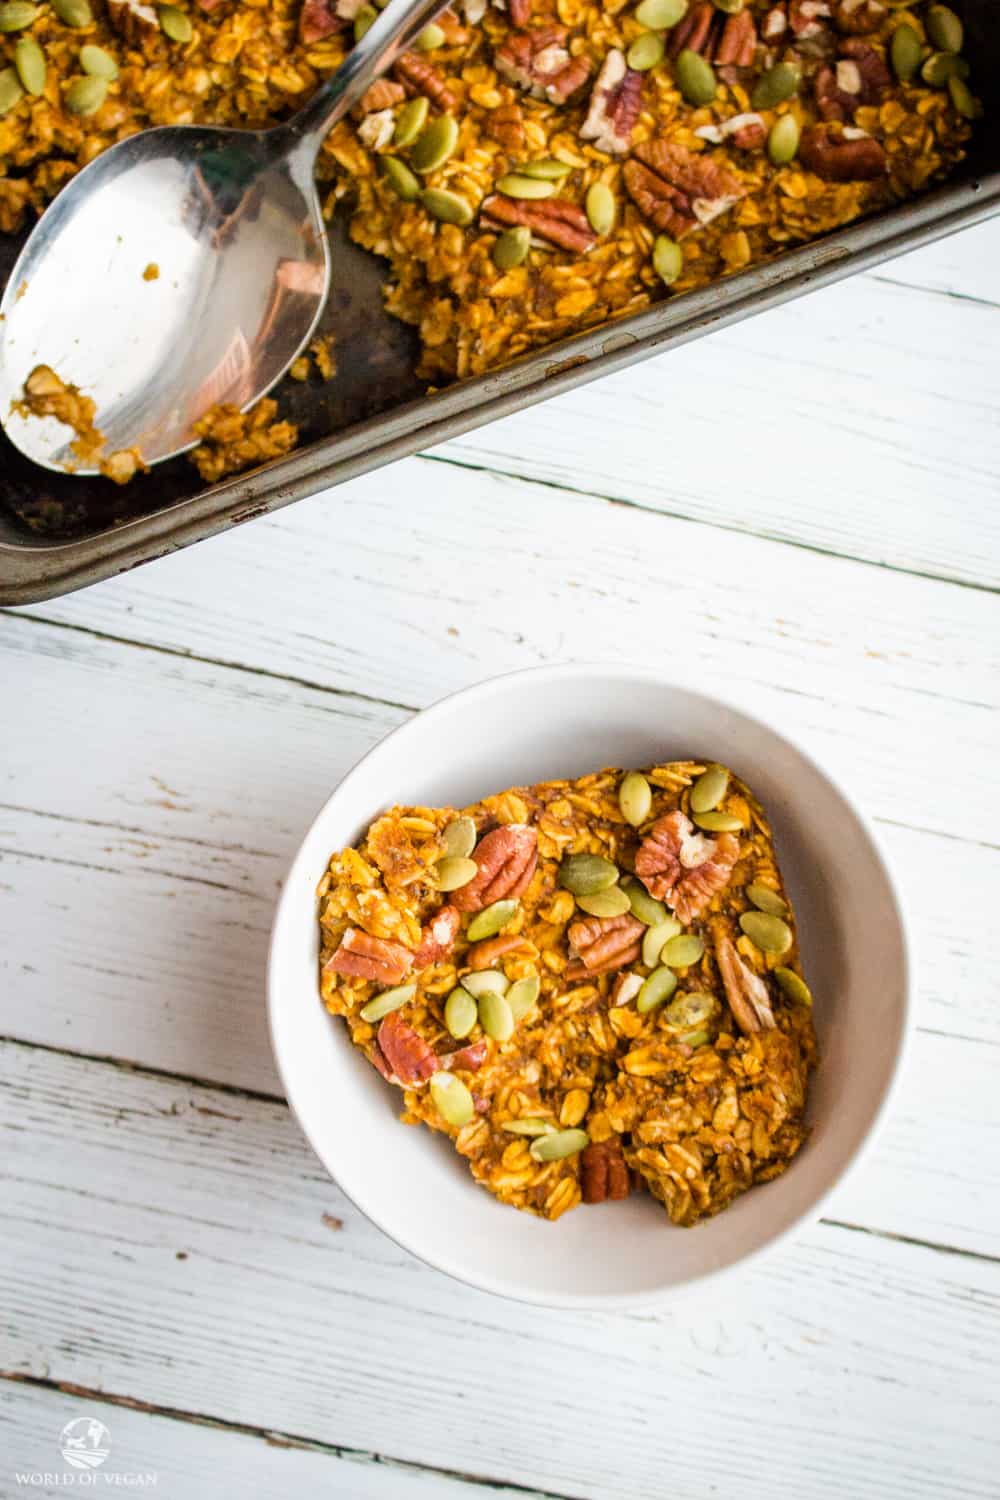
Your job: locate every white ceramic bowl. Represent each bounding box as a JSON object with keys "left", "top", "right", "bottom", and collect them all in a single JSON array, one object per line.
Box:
[{"left": 268, "top": 664, "right": 910, "bottom": 1308}]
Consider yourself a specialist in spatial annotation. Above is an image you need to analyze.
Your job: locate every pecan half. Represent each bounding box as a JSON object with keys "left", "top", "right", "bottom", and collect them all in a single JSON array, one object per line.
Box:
[
  {"left": 481, "top": 194, "right": 597, "bottom": 253},
  {"left": 449, "top": 824, "right": 538, "bottom": 912},
  {"left": 635, "top": 810, "right": 740, "bottom": 924},
  {"left": 832, "top": 0, "right": 886, "bottom": 32},
  {"left": 715, "top": 9, "right": 756, "bottom": 66},
  {"left": 105, "top": 0, "right": 159, "bottom": 44},
  {"left": 580, "top": 48, "right": 643, "bottom": 156},
  {"left": 566, "top": 913, "right": 645, "bottom": 978},
  {"left": 494, "top": 25, "right": 591, "bottom": 104},
  {"left": 698, "top": 111, "right": 767, "bottom": 148},
  {"left": 581, "top": 1139, "right": 631, "bottom": 1203},
  {"left": 394, "top": 51, "right": 458, "bottom": 112},
  {"left": 441, "top": 1038, "right": 490, "bottom": 1072},
  {"left": 666, "top": 0, "right": 715, "bottom": 58},
  {"left": 486, "top": 101, "right": 526, "bottom": 148},
  {"left": 377, "top": 1011, "right": 441, "bottom": 1085},
  {"left": 324, "top": 927, "right": 413, "bottom": 985},
  {"left": 356, "top": 79, "right": 407, "bottom": 115},
  {"left": 799, "top": 123, "right": 887, "bottom": 179},
  {"left": 790, "top": 0, "right": 832, "bottom": 37},
  {"left": 413, "top": 904, "right": 461, "bottom": 968},
  {"left": 299, "top": 0, "right": 359, "bottom": 43},
  {"left": 714, "top": 929, "right": 776, "bottom": 1036},
  {"left": 815, "top": 40, "right": 889, "bottom": 119},
  {"left": 623, "top": 141, "right": 745, "bottom": 239},
  {"left": 467, "top": 933, "right": 532, "bottom": 970}
]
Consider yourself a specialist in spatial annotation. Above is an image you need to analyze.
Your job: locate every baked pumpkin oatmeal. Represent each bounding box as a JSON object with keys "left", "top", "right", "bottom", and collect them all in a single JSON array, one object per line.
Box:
[
  {"left": 0, "top": 0, "right": 981, "bottom": 480},
  {"left": 317, "top": 761, "right": 818, "bottom": 1226}
]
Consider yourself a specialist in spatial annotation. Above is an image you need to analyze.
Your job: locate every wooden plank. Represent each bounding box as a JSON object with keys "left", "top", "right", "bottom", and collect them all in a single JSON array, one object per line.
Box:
[
  {"left": 0, "top": 1380, "right": 556, "bottom": 1500},
  {"left": 13, "top": 464, "right": 1000, "bottom": 844},
  {"left": 2, "top": 1042, "right": 998, "bottom": 1500},
  {"left": 867, "top": 215, "right": 1000, "bottom": 304}
]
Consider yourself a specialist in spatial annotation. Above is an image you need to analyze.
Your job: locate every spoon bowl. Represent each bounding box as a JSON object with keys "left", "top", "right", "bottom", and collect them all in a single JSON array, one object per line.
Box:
[{"left": 0, "top": 0, "right": 449, "bottom": 475}]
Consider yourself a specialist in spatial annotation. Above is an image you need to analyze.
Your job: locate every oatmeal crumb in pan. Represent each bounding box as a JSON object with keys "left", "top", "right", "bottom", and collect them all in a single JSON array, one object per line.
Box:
[
  {"left": 0, "top": 0, "right": 980, "bottom": 481},
  {"left": 318, "top": 762, "right": 818, "bottom": 1226}
]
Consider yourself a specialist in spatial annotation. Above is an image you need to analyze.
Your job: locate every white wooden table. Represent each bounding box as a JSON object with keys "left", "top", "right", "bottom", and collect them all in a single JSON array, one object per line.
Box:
[{"left": 2, "top": 217, "right": 998, "bottom": 1500}]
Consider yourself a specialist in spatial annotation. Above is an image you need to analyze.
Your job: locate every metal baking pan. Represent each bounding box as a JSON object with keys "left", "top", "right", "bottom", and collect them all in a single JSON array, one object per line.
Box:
[{"left": 2, "top": 1, "right": 997, "bottom": 605}]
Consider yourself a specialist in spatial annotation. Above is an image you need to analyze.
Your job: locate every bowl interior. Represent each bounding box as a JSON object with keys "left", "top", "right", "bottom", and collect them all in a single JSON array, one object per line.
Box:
[{"left": 268, "top": 666, "right": 908, "bottom": 1306}]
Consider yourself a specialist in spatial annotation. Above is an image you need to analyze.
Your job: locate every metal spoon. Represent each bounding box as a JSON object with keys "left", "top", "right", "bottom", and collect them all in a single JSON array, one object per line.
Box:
[{"left": 0, "top": 0, "right": 451, "bottom": 475}]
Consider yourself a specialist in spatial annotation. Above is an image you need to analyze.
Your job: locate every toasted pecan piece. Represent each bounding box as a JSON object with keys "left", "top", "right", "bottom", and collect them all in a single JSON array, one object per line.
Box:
[
  {"left": 413, "top": 904, "right": 461, "bottom": 968},
  {"left": 324, "top": 926, "right": 414, "bottom": 985},
  {"left": 485, "top": 100, "right": 526, "bottom": 148},
  {"left": 105, "top": 0, "right": 159, "bottom": 44},
  {"left": 449, "top": 824, "right": 538, "bottom": 912},
  {"left": 666, "top": 0, "right": 715, "bottom": 57},
  {"left": 566, "top": 913, "right": 645, "bottom": 978},
  {"left": 581, "top": 1139, "right": 631, "bottom": 1203},
  {"left": 624, "top": 141, "right": 744, "bottom": 239},
  {"left": 481, "top": 194, "right": 597, "bottom": 253},
  {"left": 799, "top": 123, "right": 887, "bottom": 179},
  {"left": 377, "top": 1011, "right": 441, "bottom": 1085},
  {"left": 580, "top": 48, "right": 643, "bottom": 156},
  {"left": 357, "top": 79, "right": 407, "bottom": 115},
  {"left": 494, "top": 24, "right": 591, "bottom": 103},
  {"left": 394, "top": 51, "right": 458, "bottom": 112},
  {"left": 832, "top": 0, "right": 886, "bottom": 32},
  {"left": 635, "top": 810, "right": 740, "bottom": 924}
]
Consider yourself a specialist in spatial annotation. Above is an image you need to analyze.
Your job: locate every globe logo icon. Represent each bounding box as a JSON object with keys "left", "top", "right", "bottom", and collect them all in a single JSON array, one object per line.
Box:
[{"left": 60, "top": 1418, "right": 112, "bottom": 1470}]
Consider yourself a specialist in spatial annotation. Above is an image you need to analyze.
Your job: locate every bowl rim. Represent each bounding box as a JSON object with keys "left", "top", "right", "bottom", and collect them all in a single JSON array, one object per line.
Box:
[{"left": 267, "top": 661, "right": 913, "bottom": 1308}]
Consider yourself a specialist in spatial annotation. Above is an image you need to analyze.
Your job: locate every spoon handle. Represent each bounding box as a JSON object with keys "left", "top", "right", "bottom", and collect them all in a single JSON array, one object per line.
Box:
[{"left": 282, "top": 0, "right": 459, "bottom": 163}]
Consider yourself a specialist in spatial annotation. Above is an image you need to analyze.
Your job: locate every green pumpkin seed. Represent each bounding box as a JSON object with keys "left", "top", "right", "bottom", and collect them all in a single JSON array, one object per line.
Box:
[
  {"left": 558, "top": 852, "right": 619, "bottom": 895},
  {"left": 411, "top": 113, "right": 458, "bottom": 173},
  {"left": 158, "top": 3, "right": 192, "bottom": 41},
  {"left": 585, "top": 180, "right": 616, "bottom": 236},
  {"left": 393, "top": 95, "right": 429, "bottom": 147},
  {"left": 948, "top": 73, "right": 981, "bottom": 118},
  {"left": 921, "top": 49, "right": 968, "bottom": 85},
  {"left": 627, "top": 30, "right": 665, "bottom": 69},
  {"left": 420, "top": 186, "right": 473, "bottom": 225},
  {"left": 354, "top": 3, "right": 377, "bottom": 39},
  {"left": 529, "top": 1127, "right": 589, "bottom": 1162},
  {"left": 0, "top": 2, "right": 37, "bottom": 32},
  {"left": 774, "top": 966, "right": 813, "bottom": 1006},
  {"left": 690, "top": 763, "right": 729, "bottom": 814},
  {"left": 52, "top": 0, "right": 92, "bottom": 23},
  {"left": 751, "top": 59, "right": 801, "bottom": 110},
  {"left": 13, "top": 36, "right": 44, "bottom": 94},
  {"left": 926, "top": 3, "right": 962, "bottom": 52},
  {"left": 434, "top": 855, "right": 477, "bottom": 891},
  {"left": 674, "top": 46, "right": 715, "bottom": 104},
  {"left": 506, "top": 975, "right": 540, "bottom": 1021},
  {"left": 518, "top": 156, "right": 572, "bottom": 180},
  {"left": 619, "top": 770, "right": 652, "bottom": 828},
  {"left": 80, "top": 43, "right": 119, "bottom": 78},
  {"left": 637, "top": 965, "right": 678, "bottom": 1014},
  {"left": 621, "top": 876, "right": 668, "bottom": 927},
  {"left": 635, "top": 0, "right": 687, "bottom": 26},
  {"left": 661, "top": 933, "right": 705, "bottom": 969},
  {"left": 414, "top": 20, "right": 445, "bottom": 49},
  {"left": 663, "top": 990, "right": 715, "bottom": 1030},
  {"left": 746, "top": 882, "right": 788, "bottom": 916},
  {"left": 739, "top": 910, "right": 793, "bottom": 954},
  {"left": 642, "top": 916, "right": 682, "bottom": 967},
  {"left": 767, "top": 113, "right": 800, "bottom": 165},
  {"left": 0, "top": 65, "right": 24, "bottom": 114},
  {"left": 466, "top": 898, "right": 519, "bottom": 942},
  {"left": 429, "top": 1071, "right": 475, "bottom": 1127},
  {"left": 441, "top": 815, "right": 476, "bottom": 859},
  {"left": 359, "top": 981, "right": 416, "bottom": 1023},
  {"left": 478, "top": 990, "right": 515, "bottom": 1042},
  {"left": 382, "top": 156, "right": 420, "bottom": 200},
  {"left": 459, "top": 970, "right": 509, "bottom": 998},
  {"left": 444, "top": 986, "right": 478, "bottom": 1038},
  {"left": 64, "top": 73, "right": 106, "bottom": 114},
  {"left": 503, "top": 1116, "right": 555, "bottom": 1136},
  {"left": 889, "top": 22, "right": 922, "bottom": 82},
  {"left": 491, "top": 224, "right": 531, "bottom": 268},
  {"left": 496, "top": 172, "right": 556, "bottom": 199},
  {"left": 679, "top": 1028, "right": 709, "bottom": 1049},
  {"left": 576, "top": 885, "right": 632, "bottom": 919},
  {"left": 653, "top": 234, "right": 683, "bottom": 285},
  {"left": 692, "top": 809, "right": 743, "bottom": 832}
]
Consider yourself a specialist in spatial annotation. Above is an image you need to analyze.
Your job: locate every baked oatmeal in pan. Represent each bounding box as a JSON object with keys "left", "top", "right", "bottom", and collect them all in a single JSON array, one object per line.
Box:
[
  {"left": 318, "top": 761, "right": 817, "bottom": 1226},
  {"left": 0, "top": 0, "right": 981, "bottom": 480}
]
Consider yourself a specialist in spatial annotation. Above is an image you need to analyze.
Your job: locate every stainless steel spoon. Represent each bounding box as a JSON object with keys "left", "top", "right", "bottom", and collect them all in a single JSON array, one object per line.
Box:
[{"left": 0, "top": 0, "right": 451, "bottom": 475}]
